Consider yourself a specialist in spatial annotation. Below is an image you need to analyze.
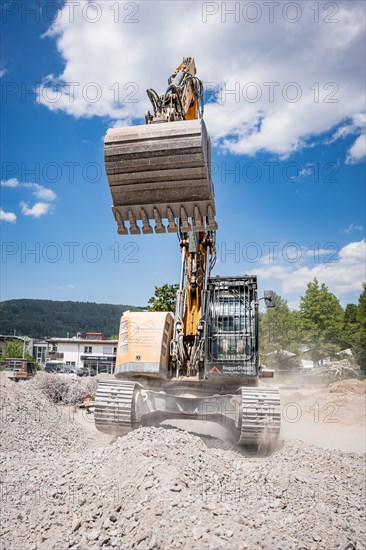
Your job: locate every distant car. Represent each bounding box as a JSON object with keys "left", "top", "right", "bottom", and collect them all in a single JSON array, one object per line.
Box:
[
  {"left": 45, "top": 363, "right": 62, "bottom": 373},
  {"left": 85, "top": 367, "right": 97, "bottom": 377},
  {"left": 77, "top": 367, "right": 96, "bottom": 377},
  {"left": 62, "top": 365, "right": 77, "bottom": 374}
]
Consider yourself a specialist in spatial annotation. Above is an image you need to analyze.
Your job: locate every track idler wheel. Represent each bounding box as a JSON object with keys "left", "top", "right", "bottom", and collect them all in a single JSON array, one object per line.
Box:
[
  {"left": 95, "top": 380, "right": 139, "bottom": 436},
  {"left": 236, "top": 387, "right": 281, "bottom": 447}
]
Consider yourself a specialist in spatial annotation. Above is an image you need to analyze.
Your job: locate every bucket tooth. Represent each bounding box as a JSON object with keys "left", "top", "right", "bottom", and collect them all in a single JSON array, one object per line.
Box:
[
  {"left": 114, "top": 209, "right": 128, "bottom": 235},
  {"left": 141, "top": 209, "right": 153, "bottom": 234},
  {"left": 128, "top": 211, "right": 141, "bottom": 235},
  {"left": 117, "top": 224, "right": 128, "bottom": 235},
  {"left": 193, "top": 206, "right": 205, "bottom": 232},
  {"left": 207, "top": 206, "right": 218, "bottom": 231},
  {"left": 167, "top": 208, "right": 178, "bottom": 233},
  {"left": 180, "top": 207, "right": 192, "bottom": 233},
  {"left": 153, "top": 208, "right": 166, "bottom": 233}
]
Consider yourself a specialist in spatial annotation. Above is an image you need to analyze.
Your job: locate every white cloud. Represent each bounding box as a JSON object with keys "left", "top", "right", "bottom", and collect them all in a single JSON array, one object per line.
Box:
[
  {"left": 327, "top": 124, "right": 355, "bottom": 142},
  {"left": 287, "top": 300, "right": 300, "bottom": 311},
  {"left": 20, "top": 202, "right": 54, "bottom": 218},
  {"left": 1, "top": 178, "right": 20, "bottom": 188},
  {"left": 2, "top": 179, "right": 57, "bottom": 213},
  {"left": 344, "top": 223, "right": 364, "bottom": 234},
  {"left": 256, "top": 240, "right": 366, "bottom": 296},
  {"left": 288, "top": 163, "right": 319, "bottom": 182},
  {"left": 301, "top": 247, "right": 338, "bottom": 258},
  {"left": 326, "top": 112, "right": 365, "bottom": 143},
  {"left": 0, "top": 209, "right": 17, "bottom": 223},
  {"left": 327, "top": 112, "right": 365, "bottom": 164},
  {"left": 296, "top": 166, "right": 314, "bottom": 180},
  {"left": 38, "top": 0, "right": 365, "bottom": 159},
  {"left": 56, "top": 283, "right": 75, "bottom": 290},
  {"left": 346, "top": 132, "right": 366, "bottom": 164},
  {"left": 23, "top": 183, "right": 57, "bottom": 201}
]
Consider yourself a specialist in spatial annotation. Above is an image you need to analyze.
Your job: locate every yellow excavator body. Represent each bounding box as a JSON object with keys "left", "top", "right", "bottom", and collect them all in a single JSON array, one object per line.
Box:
[{"left": 95, "top": 58, "right": 281, "bottom": 447}]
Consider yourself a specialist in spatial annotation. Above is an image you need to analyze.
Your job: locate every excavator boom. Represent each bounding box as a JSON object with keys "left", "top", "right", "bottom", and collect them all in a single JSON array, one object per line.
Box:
[{"left": 146, "top": 57, "right": 203, "bottom": 123}]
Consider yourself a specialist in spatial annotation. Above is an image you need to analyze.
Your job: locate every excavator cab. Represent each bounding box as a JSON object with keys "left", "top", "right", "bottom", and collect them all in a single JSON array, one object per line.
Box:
[{"left": 205, "top": 276, "right": 259, "bottom": 380}]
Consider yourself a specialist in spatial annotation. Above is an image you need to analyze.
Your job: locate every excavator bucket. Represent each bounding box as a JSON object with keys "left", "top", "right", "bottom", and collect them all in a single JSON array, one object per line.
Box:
[{"left": 104, "top": 119, "right": 217, "bottom": 235}]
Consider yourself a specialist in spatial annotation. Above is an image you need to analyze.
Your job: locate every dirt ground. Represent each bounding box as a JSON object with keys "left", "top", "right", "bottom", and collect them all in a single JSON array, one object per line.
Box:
[
  {"left": 67, "top": 383, "right": 366, "bottom": 454},
  {"left": 1, "top": 376, "right": 365, "bottom": 550},
  {"left": 279, "top": 386, "right": 365, "bottom": 454}
]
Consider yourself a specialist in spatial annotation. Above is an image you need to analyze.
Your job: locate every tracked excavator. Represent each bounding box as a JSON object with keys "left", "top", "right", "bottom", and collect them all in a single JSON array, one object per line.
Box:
[{"left": 95, "top": 58, "right": 281, "bottom": 446}]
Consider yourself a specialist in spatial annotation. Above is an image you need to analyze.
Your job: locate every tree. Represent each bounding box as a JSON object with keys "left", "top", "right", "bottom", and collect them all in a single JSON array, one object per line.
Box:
[
  {"left": 1, "top": 339, "right": 41, "bottom": 369},
  {"left": 148, "top": 284, "right": 179, "bottom": 312},
  {"left": 2, "top": 339, "right": 28, "bottom": 359},
  {"left": 0, "top": 299, "right": 144, "bottom": 338},
  {"left": 299, "top": 279, "right": 344, "bottom": 365},
  {"left": 341, "top": 303, "right": 359, "bottom": 350},
  {"left": 259, "top": 292, "right": 301, "bottom": 369},
  {"left": 352, "top": 284, "right": 366, "bottom": 373}
]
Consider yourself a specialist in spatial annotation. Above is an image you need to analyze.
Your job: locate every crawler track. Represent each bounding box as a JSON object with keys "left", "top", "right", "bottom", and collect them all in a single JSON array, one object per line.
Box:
[
  {"left": 238, "top": 387, "right": 281, "bottom": 445},
  {"left": 95, "top": 380, "right": 138, "bottom": 436},
  {"left": 95, "top": 381, "right": 281, "bottom": 447}
]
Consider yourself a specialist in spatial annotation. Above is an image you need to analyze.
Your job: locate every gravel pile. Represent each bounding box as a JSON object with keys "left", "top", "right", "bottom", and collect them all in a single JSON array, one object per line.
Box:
[
  {"left": 0, "top": 377, "right": 93, "bottom": 454},
  {"left": 304, "top": 360, "right": 361, "bottom": 382},
  {"left": 329, "top": 379, "right": 366, "bottom": 395},
  {"left": 29, "top": 372, "right": 99, "bottom": 404},
  {"left": 1, "top": 377, "right": 365, "bottom": 549}
]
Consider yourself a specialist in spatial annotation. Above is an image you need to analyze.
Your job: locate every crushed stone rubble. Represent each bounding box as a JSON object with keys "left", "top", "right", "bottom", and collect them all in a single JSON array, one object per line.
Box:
[
  {"left": 303, "top": 360, "right": 361, "bottom": 381},
  {"left": 329, "top": 378, "right": 366, "bottom": 395},
  {"left": 0, "top": 377, "right": 365, "bottom": 550},
  {"left": 0, "top": 377, "right": 93, "bottom": 455}
]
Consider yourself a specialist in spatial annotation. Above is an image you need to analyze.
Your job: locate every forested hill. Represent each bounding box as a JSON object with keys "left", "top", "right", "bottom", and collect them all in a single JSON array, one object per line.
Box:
[{"left": 0, "top": 299, "right": 144, "bottom": 339}]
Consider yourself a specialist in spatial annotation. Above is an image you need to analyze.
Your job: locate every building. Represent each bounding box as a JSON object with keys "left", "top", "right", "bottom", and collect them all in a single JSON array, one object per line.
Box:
[
  {"left": 1, "top": 335, "right": 49, "bottom": 368},
  {"left": 46, "top": 332, "right": 118, "bottom": 374},
  {"left": 33, "top": 340, "right": 48, "bottom": 366}
]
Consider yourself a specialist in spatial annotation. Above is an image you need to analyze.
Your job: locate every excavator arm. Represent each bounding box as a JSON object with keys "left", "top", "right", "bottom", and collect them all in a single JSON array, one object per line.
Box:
[
  {"left": 104, "top": 58, "right": 216, "bottom": 375},
  {"left": 145, "top": 57, "right": 203, "bottom": 124},
  {"left": 170, "top": 230, "right": 216, "bottom": 378}
]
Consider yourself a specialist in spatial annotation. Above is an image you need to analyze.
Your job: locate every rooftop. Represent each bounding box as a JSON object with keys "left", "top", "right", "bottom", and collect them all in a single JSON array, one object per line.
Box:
[{"left": 46, "top": 337, "right": 118, "bottom": 344}]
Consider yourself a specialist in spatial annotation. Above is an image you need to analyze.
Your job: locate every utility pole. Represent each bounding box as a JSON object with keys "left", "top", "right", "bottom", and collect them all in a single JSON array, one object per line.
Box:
[{"left": 22, "top": 337, "right": 29, "bottom": 359}]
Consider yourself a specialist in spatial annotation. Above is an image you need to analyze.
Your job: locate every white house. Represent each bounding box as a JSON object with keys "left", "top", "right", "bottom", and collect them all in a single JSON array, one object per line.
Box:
[{"left": 46, "top": 332, "right": 118, "bottom": 373}]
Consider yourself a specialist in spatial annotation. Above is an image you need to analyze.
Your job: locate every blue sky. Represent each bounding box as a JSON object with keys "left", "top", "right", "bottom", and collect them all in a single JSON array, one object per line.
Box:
[{"left": 1, "top": 0, "right": 365, "bottom": 309}]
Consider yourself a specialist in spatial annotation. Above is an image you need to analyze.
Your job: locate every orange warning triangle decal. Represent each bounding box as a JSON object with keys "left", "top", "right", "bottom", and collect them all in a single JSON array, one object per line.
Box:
[{"left": 209, "top": 366, "right": 221, "bottom": 374}]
